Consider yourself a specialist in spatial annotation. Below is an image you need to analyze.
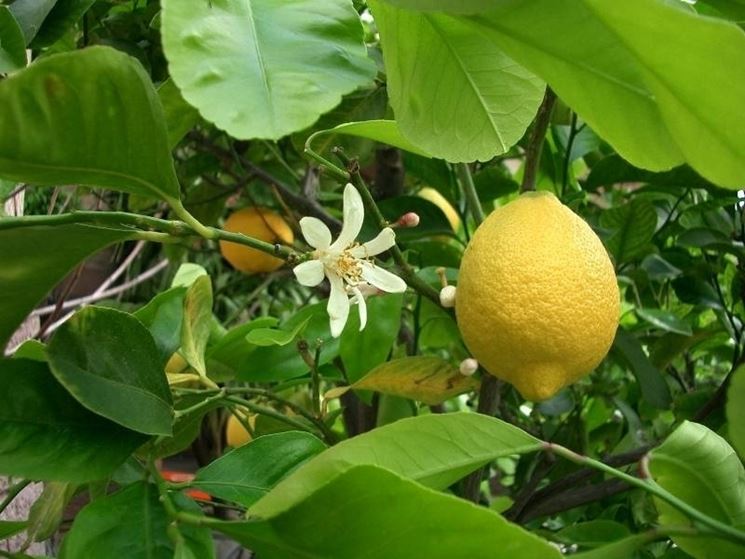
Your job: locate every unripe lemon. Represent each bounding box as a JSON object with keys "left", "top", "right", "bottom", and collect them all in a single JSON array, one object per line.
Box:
[
  {"left": 225, "top": 413, "right": 256, "bottom": 447},
  {"left": 418, "top": 187, "right": 461, "bottom": 232},
  {"left": 455, "top": 192, "right": 619, "bottom": 401},
  {"left": 219, "top": 207, "right": 293, "bottom": 274}
]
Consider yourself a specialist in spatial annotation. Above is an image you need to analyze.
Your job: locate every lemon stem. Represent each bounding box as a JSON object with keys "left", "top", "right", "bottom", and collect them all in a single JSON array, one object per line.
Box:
[
  {"left": 456, "top": 163, "right": 485, "bottom": 224},
  {"left": 521, "top": 87, "right": 557, "bottom": 193}
]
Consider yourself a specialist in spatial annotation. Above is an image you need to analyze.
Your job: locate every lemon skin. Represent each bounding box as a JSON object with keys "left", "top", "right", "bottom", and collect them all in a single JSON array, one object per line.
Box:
[
  {"left": 219, "top": 207, "right": 293, "bottom": 274},
  {"left": 455, "top": 192, "right": 619, "bottom": 401}
]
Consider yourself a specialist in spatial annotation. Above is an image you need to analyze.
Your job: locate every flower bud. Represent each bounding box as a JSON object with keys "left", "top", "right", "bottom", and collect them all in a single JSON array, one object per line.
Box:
[
  {"left": 459, "top": 358, "right": 478, "bottom": 376},
  {"left": 396, "top": 212, "right": 420, "bottom": 228},
  {"left": 439, "top": 285, "right": 456, "bottom": 308}
]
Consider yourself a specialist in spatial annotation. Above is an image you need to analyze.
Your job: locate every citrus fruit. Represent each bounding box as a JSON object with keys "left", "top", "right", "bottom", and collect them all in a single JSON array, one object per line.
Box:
[
  {"left": 418, "top": 187, "right": 461, "bottom": 232},
  {"left": 225, "top": 413, "right": 256, "bottom": 447},
  {"left": 455, "top": 192, "right": 619, "bottom": 401},
  {"left": 219, "top": 207, "right": 294, "bottom": 274}
]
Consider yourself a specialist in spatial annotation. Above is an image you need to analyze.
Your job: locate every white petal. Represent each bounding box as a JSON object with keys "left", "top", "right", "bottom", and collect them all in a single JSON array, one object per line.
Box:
[
  {"left": 293, "top": 260, "right": 325, "bottom": 287},
  {"left": 329, "top": 183, "right": 364, "bottom": 251},
  {"left": 350, "top": 227, "right": 396, "bottom": 258},
  {"left": 327, "top": 272, "right": 350, "bottom": 338},
  {"left": 360, "top": 262, "right": 407, "bottom": 293},
  {"left": 351, "top": 286, "right": 367, "bottom": 331},
  {"left": 299, "top": 217, "right": 332, "bottom": 250}
]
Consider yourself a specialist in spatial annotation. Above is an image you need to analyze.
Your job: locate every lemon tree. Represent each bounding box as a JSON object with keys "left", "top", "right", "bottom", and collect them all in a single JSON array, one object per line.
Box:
[{"left": 1, "top": 1, "right": 745, "bottom": 558}]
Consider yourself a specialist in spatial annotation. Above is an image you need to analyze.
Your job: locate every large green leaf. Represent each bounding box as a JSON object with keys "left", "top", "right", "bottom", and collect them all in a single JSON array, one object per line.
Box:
[
  {"left": 0, "top": 359, "right": 146, "bottom": 482},
  {"left": 8, "top": 0, "right": 56, "bottom": 43},
  {"left": 649, "top": 421, "right": 745, "bottom": 558},
  {"left": 192, "top": 432, "right": 326, "bottom": 508},
  {"left": 727, "top": 365, "right": 745, "bottom": 459},
  {"left": 468, "top": 0, "right": 745, "bottom": 187},
  {"left": 252, "top": 412, "right": 541, "bottom": 517},
  {"left": 47, "top": 306, "right": 173, "bottom": 436},
  {"left": 216, "top": 465, "right": 561, "bottom": 558},
  {"left": 0, "top": 223, "right": 134, "bottom": 351},
  {"left": 161, "top": 0, "right": 376, "bottom": 140},
  {"left": 0, "top": 47, "right": 181, "bottom": 201},
  {"left": 158, "top": 78, "right": 200, "bottom": 149},
  {"left": 383, "top": 0, "right": 498, "bottom": 12},
  {"left": 611, "top": 327, "right": 672, "bottom": 409},
  {"left": 371, "top": 0, "right": 544, "bottom": 162},
  {"left": 0, "top": 6, "right": 26, "bottom": 73},
  {"left": 60, "top": 482, "right": 214, "bottom": 559}
]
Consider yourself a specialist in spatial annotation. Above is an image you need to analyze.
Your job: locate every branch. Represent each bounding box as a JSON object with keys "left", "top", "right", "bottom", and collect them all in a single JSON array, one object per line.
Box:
[{"left": 521, "top": 88, "right": 557, "bottom": 193}]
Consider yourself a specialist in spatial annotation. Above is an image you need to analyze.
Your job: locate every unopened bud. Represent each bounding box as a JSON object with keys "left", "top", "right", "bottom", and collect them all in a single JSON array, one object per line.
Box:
[
  {"left": 439, "top": 285, "right": 456, "bottom": 308},
  {"left": 396, "top": 212, "right": 420, "bottom": 228},
  {"left": 459, "top": 358, "right": 478, "bottom": 376}
]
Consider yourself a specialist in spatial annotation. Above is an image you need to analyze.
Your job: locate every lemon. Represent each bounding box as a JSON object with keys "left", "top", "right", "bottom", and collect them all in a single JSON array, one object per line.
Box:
[
  {"left": 219, "top": 207, "right": 294, "bottom": 274},
  {"left": 225, "top": 413, "right": 256, "bottom": 447},
  {"left": 455, "top": 192, "right": 619, "bottom": 401},
  {"left": 418, "top": 187, "right": 461, "bottom": 232}
]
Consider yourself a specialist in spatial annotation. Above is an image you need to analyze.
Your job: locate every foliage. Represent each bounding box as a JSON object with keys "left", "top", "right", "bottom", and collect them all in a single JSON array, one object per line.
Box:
[{"left": 0, "top": 0, "right": 744, "bottom": 558}]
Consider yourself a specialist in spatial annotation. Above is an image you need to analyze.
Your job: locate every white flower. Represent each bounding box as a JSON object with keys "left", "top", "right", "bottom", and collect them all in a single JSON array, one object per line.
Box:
[{"left": 293, "top": 184, "right": 407, "bottom": 337}]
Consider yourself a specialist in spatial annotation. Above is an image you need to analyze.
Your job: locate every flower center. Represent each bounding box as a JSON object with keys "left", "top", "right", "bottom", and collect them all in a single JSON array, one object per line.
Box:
[{"left": 333, "top": 247, "right": 363, "bottom": 285}]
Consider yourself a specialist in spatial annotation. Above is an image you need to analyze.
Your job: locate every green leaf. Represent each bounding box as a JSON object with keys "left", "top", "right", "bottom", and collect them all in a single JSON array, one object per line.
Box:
[
  {"left": 0, "top": 521, "right": 27, "bottom": 540},
  {"left": 0, "top": 359, "right": 147, "bottom": 482},
  {"left": 0, "top": 47, "right": 181, "bottom": 201},
  {"left": 0, "top": 6, "right": 26, "bottom": 72},
  {"left": 47, "top": 306, "right": 173, "bottom": 436},
  {"left": 158, "top": 78, "right": 200, "bottom": 149},
  {"left": 151, "top": 393, "right": 224, "bottom": 460},
  {"left": 636, "top": 308, "right": 692, "bottom": 336},
  {"left": 727, "top": 365, "right": 745, "bottom": 459},
  {"left": 328, "top": 356, "right": 479, "bottom": 405},
  {"left": 600, "top": 198, "right": 658, "bottom": 263},
  {"left": 0, "top": 223, "right": 134, "bottom": 351},
  {"left": 206, "top": 317, "right": 278, "bottom": 380},
  {"left": 8, "top": 0, "right": 56, "bottom": 43},
  {"left": 251, "top": 412, "right": 541, "bottom": 517},
  {"left": 468, "top": 0, "right": 745, "bottom": 187},
  {"left": 371, "top": 0, "right": 544, "bottom": 161},
  {"left": 245, "top": 315, "right": 312, "bottom": 347},
  {"left": 134, "top": 287, "right": 188, "bottom": 365},
  {"left": 340, "top": 293, "right": 404, "bottom": 383},
  {"left": 611, "top": 327, "right": 672, "bottom": 409},
  {"left": 60, "top": 482, "right": 214, "bottom": 559},
  {"left": 180, "top": 275, "right": 212, "bottom": 377},
  {"left": 161, "top": 0, "right": 376, "bottom": 140},
  {"left": 649, "top": 420, "right": 745, "bottom": 558},
  {"left": 308, "top": 120, "right": 431, "bottom": 157},
  {"left": 586, "top": 154, "right": 713, "bottom": 190},
  {"left": 27, "top": 482, "right": 78, "bottom": 542},
  {"left": 217, "top": 465, "right": 561, "bottom": 558},
  {"left": 31, "top": 0, "right": 96, "bottom": 48},
  {"left": 571, "top": 533, "right": 658, "bottom": 559},
  {"left": 192, "top": 431, "right": 326, "bottom": 508},
  {"left": 238, "top": 303, "right": 341, "bottom": 383}
]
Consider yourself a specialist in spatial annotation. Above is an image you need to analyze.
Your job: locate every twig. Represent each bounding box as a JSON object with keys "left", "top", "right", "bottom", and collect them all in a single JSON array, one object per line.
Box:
[
  {"left": 521, "top": 88, "right": 557, "bottom": 193},
  {"left": 456, "top": 163, "right": 485, "bottom": 224}
]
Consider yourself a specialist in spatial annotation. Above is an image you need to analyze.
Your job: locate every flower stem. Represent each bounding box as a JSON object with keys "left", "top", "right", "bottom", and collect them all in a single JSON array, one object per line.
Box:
[
  {"left": 456, "top": 163, "right": 485, "bottom": 225},
  {"left": 521, "top": 88, "right": 556, "bottom": 193},
  {"left": 304, "top": 131, "right": 352, "bottom": 182}
]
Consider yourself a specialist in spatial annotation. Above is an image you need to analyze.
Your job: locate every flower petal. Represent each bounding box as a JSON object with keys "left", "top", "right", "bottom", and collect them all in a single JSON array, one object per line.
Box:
[
  {"left": 327, "top": 272, "right": 350, "bottom": 338},
  {"left": 351, "top": 286, "right": 368, "bottom": 331},
  {"left": 299, "top": 217, "right": 332, "bottom": 250},
  {"left": 293, "top": 260, "right": 325, "bottom": 287},
  {"left": 329, "top": 183, "right": 364, "bottom": 251},
  {"left": 351, "top": 227, "right": 396, "bottom": 258},
  {"left": 360, "top": 262, "right": 407, "bottom": 293}
]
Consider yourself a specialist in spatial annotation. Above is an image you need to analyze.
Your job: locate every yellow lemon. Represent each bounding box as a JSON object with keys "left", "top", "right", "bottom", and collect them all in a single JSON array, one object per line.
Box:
[
  {"left": 219, "top": 207, "right": 294, "bottom": 274},
  {"left": 226, "top": 413, "right": 256, "bottom": 448},
  {"left": 418, "top": 187, "right": 461, "bottom": 232},
  {"left": 455, "top": 192, "right": 619, "bottom": 401}
]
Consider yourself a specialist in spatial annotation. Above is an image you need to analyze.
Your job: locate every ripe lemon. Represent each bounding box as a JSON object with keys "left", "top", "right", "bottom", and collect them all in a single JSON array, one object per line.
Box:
[
  {"left": 219, "top": 207, "right": 294, "bottom": 274},
  {"left": 418, "top": 187, "right": 461, "bottom": 232},
  {"left": 455, "top": 192, "right": 619, "bottom": 401},
  {"left": 226, "top": 413, "right": 256, "bottom": 447}
]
